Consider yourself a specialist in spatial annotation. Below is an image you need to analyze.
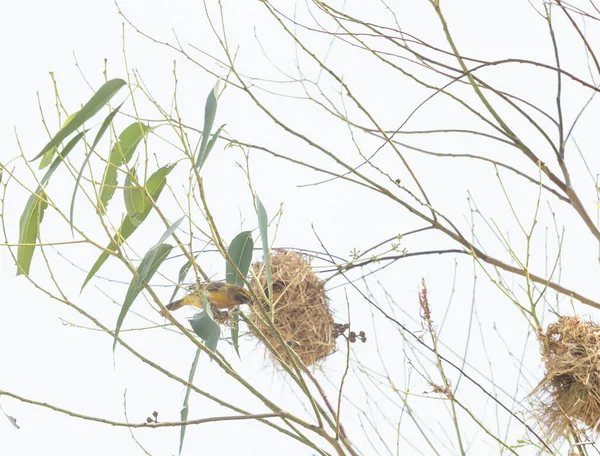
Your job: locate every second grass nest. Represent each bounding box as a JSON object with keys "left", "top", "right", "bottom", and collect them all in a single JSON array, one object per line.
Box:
[{"left": 533, "top": 316, "right": 600, "bottom": 439}]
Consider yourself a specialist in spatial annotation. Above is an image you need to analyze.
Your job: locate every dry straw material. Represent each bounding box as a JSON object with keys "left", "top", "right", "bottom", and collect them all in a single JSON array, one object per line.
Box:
[
  {"left": 248, "top": 249, "right": 336, "bottom": 368},
  {"left": 533, "top": 316, "right": 600, "bottom": 438}
]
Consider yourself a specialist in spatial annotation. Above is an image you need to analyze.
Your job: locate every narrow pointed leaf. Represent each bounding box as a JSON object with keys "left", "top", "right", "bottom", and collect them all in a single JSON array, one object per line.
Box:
[
  {"left": 123, "top": 167, "right": 146, "bottom": 226},
  {"left": 225, "top": 231, "right": 253, "bottom": 286},
  {"left": 39, "top": 113, "right": 78, "bottom": 170},
  {"left": 82, "top": 164, "right": 175, "bottom": 290},
  {"left": 195, "top": 81, "right": 220, "bottom": 170},
  {"left": 41, "top": 132, "right": 86, "bottom": 187},
  {"left": 225, "top": 231, "right": 253, "bottom": 356},
  {"left": 197, "top": 124, "right": 224, "bottom": 170},
  {"left": 98, "top": 122, "right": 149, "bottom": 214},
  {"left": 90, "top": 103, "right": 124, "bottom": 153},
  {"left": 118, "top": 123, "right": 150, "bottom": 164},
  {"left": 256, "top": 197, "right": 272, "bottom": 303},
  {"left": 156, "top": 217, "right": 185, "bottom": 252},
  {"left": 179, "top": 348, "right": 201, "bottom": 456},
  {"left": 70, "top": 103, "right": 124, "bottom": 232},
  {"left": 38, "top": 147, "right": 57, "bottom": 170},
  {"left": 16, "top": 191, "right": 48, "bottom": 276},
  {"left": 114, "top": 243, "right": 173, "bottom": 350},
  {"left": 113, "top": 216, "right": 183, "bottom": 349},
  {"left": 17, "top": 133, "right": 84, "bottom": 276},
  {"left": 169, "top": 252, "right": 200, "bottom": 303},
  {"left": 33, "top": 79, "right": 126, "bottom": 161}
]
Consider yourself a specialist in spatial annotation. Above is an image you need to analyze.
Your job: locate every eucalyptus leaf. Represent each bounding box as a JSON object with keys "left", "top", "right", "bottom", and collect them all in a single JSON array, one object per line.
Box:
[
  {"left": 225, "top": 231, "right": 253, "bottom": 286},
  {"left": 70, "top": 103, "right": 124, "bottom": 232},
  {"left": 178, "top": 348, "right": 201, "bottom": 456},
  {"left": 123, "top": 167, "right": 146, "bottom": 226},
  {"left": 39, "top": 113, "right": 77, "bottom": 170},
  {"left": 38, "top": 146, "right": 57, "bottom": 170},
  {"left": 82, "top": 164, "right": 175, "bottom": 290},
  {"left": 256, "top": 197, "right": 272, "bottom": 303},
  {"left": 196, "top": 124, "right": 225, "bottom": 170},
  {"left": 113, "top": 217, "right": 183, "bottom": 350},
  {"left": 113, "top": 243, "right": 173, "bottom": 350},
  {"left": 169, "top": 252, "right": 200, "bottom": 303},
  {"left": 98, "top": 122, "right": 150, "bottom": 214},
  {"left": 195, "top": 81, "right": 220, "bottom": 170},
  {"left": 17, "top": 132, "right": 84, "bottom": 276},
  {"left": 16, "top": 191, "right": 48, "bottom": 276},
  {"left": 33, "top": 79, "right": 126, "bottom": 161},
  {"left": 226, "top": 231, "right": 253, "bottom": 356},
  {"left": 189, "top": 310, "right": 220, "bottom": 353}
]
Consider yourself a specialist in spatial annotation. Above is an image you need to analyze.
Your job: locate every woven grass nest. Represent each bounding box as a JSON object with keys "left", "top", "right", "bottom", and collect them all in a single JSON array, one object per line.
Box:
[
  {"left": 533, "top": 316, "right": 600, "bottom": 438},
  {"left": 248, "top": 249, "right": 336, "bottom": 368}
]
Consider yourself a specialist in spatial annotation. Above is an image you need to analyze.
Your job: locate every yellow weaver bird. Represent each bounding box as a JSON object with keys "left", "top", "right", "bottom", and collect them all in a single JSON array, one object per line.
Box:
[{"left": 164, "top": 282, "right": 251, "bottom": 313}]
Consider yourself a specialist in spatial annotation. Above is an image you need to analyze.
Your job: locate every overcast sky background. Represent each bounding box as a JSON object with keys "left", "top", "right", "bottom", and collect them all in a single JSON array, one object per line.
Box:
[{"left": 2, "top": 1, "right": 600, "bottom": 455}]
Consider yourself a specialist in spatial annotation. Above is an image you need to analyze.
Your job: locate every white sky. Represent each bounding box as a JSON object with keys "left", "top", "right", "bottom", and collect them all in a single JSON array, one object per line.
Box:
[{"left": 2, "top": 1, "right": 600, "bottom": 455}]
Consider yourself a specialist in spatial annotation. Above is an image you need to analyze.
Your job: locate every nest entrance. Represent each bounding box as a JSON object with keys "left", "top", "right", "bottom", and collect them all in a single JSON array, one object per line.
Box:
[
  {"left": 533, "top": 316, "right": 600, "bottom": 439},
  {"left": 248, "top": 249, "right": 335, "bottom": 368}
]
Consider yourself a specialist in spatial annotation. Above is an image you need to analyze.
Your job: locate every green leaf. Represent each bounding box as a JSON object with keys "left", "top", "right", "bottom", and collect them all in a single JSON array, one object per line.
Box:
[
  {"left": 17, "top": 132, "right": 84, "bottom": 276},
  {"left": 38, "top": 147, "right": 57, "bottom": 170},
  {"left": 97, "top": 122, "right": 149, "bottom": 214},
  {"left": 117, "top": 122, "right": 150, "bottom": 163},
  {"left": 90, "top": 103, "right": 124, "bottom": 154},
  {"left": 39, "top": 112, "right": 77, "bottom": 170},
  {"left": 256, "top": 197, "right": 272, "bottom": 305},
  {"left": 82, "top": 164, "right": 175, "bottom": 290},
  {"left": 40, "top": 132, "right": 85, "bottom": 188},
  {"left": 70, "top": 103, "right": 124, "bottom": 233},
  {"left": 17, "top": 191, "right": 48, "bottom": 276},
  {"left": 225, "top": 231, "right": 253, "bottom": 356},
  {"left": 225, "top": 231, "right": 253, "bottom": 286},
  {"left": 179, "top": 348, "right": 201, "bottom": 456},
  {"left": 189, "top": 309, "right": 220, "bottom": 353},
  {"left": 196, "top": 124, "right": 225, "bottom": 170},
  {"left": 113, "top": 217, "right": 183, "bottom": 350},
  {"left": 195, "top": 81, "right": 220, "bottom": 170},
  {"left": 123, "top": 167, "right": 146, "bottom": 226},
  {"left": 169, "top": 252, "right": 200, "bottom": 303},
  {"left": 114, "top": 243, "right": 172, "bottom": 350},
  {"left": 139, "top": 163, "right": 173, "bottom": 213},
  {"left": 32, "top": 79, "right": 126, "bottom": 161}
]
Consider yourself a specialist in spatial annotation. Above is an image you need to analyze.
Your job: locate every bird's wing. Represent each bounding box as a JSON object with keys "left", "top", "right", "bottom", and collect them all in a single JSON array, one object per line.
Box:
[{"left": 205, "top": 282, "right": 227, "bottom": 292}]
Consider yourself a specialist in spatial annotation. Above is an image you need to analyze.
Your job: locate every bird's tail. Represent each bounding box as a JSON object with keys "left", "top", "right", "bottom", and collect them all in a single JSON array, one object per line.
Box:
[
  {"left": 160, "top": 298, "right": 185, "bottom": 316},
  {"left": 166, "top": 298, "right": 185, "bottom": 311}
]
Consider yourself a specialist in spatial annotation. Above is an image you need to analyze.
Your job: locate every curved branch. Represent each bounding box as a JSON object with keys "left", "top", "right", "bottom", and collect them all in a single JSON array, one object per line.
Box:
[{"left": 0, "top": 390, "right": 282, "bottom": 429}]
